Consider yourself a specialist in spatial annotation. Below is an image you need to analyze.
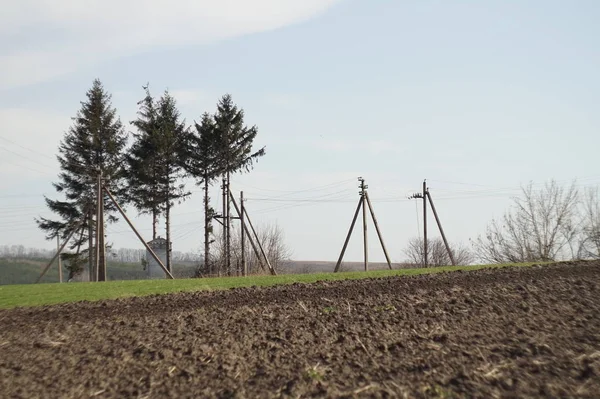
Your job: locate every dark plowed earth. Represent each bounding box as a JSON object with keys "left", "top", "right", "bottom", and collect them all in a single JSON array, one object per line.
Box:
[{"left": 1, "top": 262, "right": 600, "bottom": 398}]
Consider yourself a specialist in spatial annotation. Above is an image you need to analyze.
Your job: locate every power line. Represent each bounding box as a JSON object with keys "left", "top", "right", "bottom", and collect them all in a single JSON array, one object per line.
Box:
[
  {"left": 0, "top": 147, "right": 52, "bottom": 175},
  {"left": 0, "top": 144, "right": 56, "bottom": 170},
  {"left": 0, "top": 135, "right": 56, "bottom": 161},
  {"left": 235, "top": 178, "right": 356, "bottom": 200}
]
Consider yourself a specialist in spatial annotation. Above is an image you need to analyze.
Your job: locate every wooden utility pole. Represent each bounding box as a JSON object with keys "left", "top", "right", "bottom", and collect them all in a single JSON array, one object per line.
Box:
[
  {"left": 409, "top": 181, "right": 456, "bottom": 267},
  {"left": 103, "top": 186, "right": 174, "bottom": 279},
  {"left": 95, "top": 171, "right": 107, "bottom": 281},
  {"left": 221, "top": 178, "right": 227, "bottom": 276},
  {"left": 204, "top": 181, "right": 211, "bottom": 275},
  {"left": 427, "top": 190, "right": 456, "bottom": 266},
  {"left": 364, "top": 192, "right": 392, "bottom": 270},
  {"left": 229, "top": 192, "right": 276, "bottom": 275},
  {"left": 360, "top": 177, "right": 368, "bottom": 271},
  {"left": 88, "top": 202, "right": 94, "bottom": 281},
  {"left": 166, "top": 191, "right": 172, "bottom": 274},
  {"left": 226, "top": 171, "right": 231, "bottom": 276},
  {"left": 229, "top": 194, "right": 265, "bottom": 273},
  {"left": 241, "top": 191, "right": 247, "bottom": 277},
  {"left": 57, "top": 235, "right": 63, "bottom": 283},
  {"left": 423, "top": 180, "right": 428, "bottom": 267},
  {"left": 335, "top": 177, "right": 393, "bottom": 272},
  {"left": 334, "top": 196, "right": 363, "bottom": 272}
]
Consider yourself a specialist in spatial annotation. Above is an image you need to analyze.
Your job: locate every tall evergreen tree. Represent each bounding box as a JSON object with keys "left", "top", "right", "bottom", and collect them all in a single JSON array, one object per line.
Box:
[
  {"left": 36, "top": 79, "right": 127, "bottom": 278},
  {"left": 185, "top": 113, "right": 220, "bottom": 273},
  {"left": 213, "top": 94, "right": 266, "bottom": 275},
  {"left": 156, "top": 91, "right": 191, "bottom": 273},
  {"left": 127, "top": 88, "right": 190, "bottom": 272},
  {"left": 127, "top": 85, "right": 162, "bottom": 240}
]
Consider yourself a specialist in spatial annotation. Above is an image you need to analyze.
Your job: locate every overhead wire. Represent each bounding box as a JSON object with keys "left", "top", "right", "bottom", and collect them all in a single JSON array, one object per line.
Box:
[{"left": 0, "top": 135, "right": 57, "bottom": 161}]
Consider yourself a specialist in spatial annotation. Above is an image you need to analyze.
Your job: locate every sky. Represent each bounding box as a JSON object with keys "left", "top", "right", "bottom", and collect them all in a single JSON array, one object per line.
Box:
[{"left": 1, "top": 0, "right": 599, "bottom": 263}]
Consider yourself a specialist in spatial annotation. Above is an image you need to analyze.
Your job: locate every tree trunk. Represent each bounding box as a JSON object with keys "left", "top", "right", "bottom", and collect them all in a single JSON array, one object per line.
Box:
[{"left": 152, "top": 207, "right": 158, "bottom": 241}]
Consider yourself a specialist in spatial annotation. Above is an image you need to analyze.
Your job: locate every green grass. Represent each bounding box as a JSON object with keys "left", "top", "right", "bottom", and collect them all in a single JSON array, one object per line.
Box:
[{"left": 0, "top": 263, "right": 540, "bottom": 309}]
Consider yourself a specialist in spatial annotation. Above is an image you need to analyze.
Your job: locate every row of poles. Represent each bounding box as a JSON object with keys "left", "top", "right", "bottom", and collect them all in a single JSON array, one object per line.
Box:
[
  {"left": 37, "top": 175, "right": 454, "bottom": 282},
  {"left": 334, "top": 178, "right": 455, "bottom": 272}
]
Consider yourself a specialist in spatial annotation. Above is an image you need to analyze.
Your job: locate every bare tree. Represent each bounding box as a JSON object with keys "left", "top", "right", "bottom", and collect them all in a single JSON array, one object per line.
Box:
[
  {"left": 404, "top": 237, "right": 474, "bottom": 267},
  {"left": 578, "top": 187, "right": 600, "bottom": 259},
  {"left": 474, "top": 180, "right": 580, "bottom": 263},
  {"left": 201, "top": 222, "right": 292, "bottom": 276}
]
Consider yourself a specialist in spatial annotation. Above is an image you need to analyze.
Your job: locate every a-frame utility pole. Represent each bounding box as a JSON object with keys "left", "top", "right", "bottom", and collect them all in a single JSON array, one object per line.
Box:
[
  {"left": 409, "top": 180, "right": 456, "bottom": 267},
  {"left": 334, "top": 177, "right": 392, "bottom": 272},
  {"left": 229, "top": 191, "right": 276, "bottom": 276}
]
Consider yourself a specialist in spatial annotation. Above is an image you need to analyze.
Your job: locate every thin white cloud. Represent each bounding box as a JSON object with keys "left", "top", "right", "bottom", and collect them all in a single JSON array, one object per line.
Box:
[{"left": 0, "top": 0, "right": 343, "bottom": 89}]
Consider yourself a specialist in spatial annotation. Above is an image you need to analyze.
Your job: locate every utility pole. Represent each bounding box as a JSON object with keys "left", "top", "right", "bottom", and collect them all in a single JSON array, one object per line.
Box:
[
  {"left": 229, "top": 191, "right": 276, "bottom": 275},
  {"left": 427, "top": 190, "right": 456, "bottom": 266},
  {"left": 57, "top": 235, "right": 63, "bottom": 283},
  {"left": 88, "top": 201, "right": 94, "bottom": 281},
  {"left": 364, "top": 192, "right": 393, "bottom": 269},
  {"left": 335, "top": 177, "right": 392, "bottom": 272},
  {"left": 226, "top": 171, "right": 231, "bottom": 276},
  {"left": 95, "top": 171, "right": 107, "bottom": 281},
  {"left": 221, "top": 178, "right": 227, "bottom": 277},
  {"left": 409, "top": 180, "right": 455, "bottom": 267},
  {"left": 423, "top": 180, "right": 427, "bottom": 268},
  {"left": 359, "top": 177, "right": 368, "bottom": 271},
  {"left": 241, "top": 191, "right": 247, "bottom": 277},
  {"left": 409, "top": 180, "right": 428, "bottom": 267}
]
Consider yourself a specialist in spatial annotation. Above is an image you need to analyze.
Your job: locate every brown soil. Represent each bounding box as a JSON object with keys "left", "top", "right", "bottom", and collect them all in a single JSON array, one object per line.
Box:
[{"left": 1, "top": 261, "right": 599, "bottom": 398}]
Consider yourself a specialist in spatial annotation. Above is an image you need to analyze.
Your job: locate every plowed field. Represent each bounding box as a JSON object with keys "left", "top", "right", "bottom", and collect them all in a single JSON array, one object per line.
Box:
[{"left": 1, "top": 261, "right": 599, "bottom": 398}]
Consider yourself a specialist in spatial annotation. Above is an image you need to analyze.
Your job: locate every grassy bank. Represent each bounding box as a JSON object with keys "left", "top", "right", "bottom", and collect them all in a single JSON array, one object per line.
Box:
[{"left": 0, "top": 263, "right": 539, "bottom": 309}]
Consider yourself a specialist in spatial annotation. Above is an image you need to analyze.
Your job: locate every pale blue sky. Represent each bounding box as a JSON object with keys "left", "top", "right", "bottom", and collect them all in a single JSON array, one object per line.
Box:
[{"left": 1, "top": 0, "right": 599, "bottom": 263}]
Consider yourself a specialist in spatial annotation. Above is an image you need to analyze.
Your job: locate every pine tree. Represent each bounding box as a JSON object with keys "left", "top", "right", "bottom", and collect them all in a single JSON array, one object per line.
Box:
[
  {"left": 36, "top": 79, "right": 127, "bottom": 279},
  {"left": 213, "top": 94, "right": 266, "bottom": 275},
  {"left": 126, "top": 85, "right": 162, "bottom": 240},
  {"left": 127, "top": 88, "right": 191, "bottom": 272},
  {"left": 155, "top": 90, "right": 191, "bottom": 273},
  {"left": 185, "top": 113, "right": 220, "bottom": 274}
]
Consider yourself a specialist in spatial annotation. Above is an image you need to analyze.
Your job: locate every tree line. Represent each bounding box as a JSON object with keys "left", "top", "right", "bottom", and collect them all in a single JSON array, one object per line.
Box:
[{"left": 36, "top": 79, "right": 264, "bottom": 279}]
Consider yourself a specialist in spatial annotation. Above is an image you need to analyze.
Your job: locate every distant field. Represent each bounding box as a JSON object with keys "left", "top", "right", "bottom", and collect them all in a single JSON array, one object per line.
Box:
[
  {"left": 0, "top": 257, "right": 415, "bottom": 286},
  {"left": 0, "top": 258, "right": 197, "bottom": 285},
  {"left": 0, "top": 262, "right": 540, "bottom": 309}
]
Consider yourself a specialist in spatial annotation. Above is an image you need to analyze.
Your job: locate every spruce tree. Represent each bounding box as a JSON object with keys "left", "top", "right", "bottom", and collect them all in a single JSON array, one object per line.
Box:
[
  {"left": 36, "top": 79, "right": 127, "bottom": 278},
  {"left": 127, "top": 88, "right": 190, "bottom": 272},
  {"left": 156, "top": 90, "right": 191, "bottom": 273},
  {"left": 213, "top": 94, "right": 266, "bottom": 275},
  {"left": 185, "top": 113, "right": 220, "bottom": 274},
  {"left": 126, "top": 85, "right": 162, "bottom": 240}
]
